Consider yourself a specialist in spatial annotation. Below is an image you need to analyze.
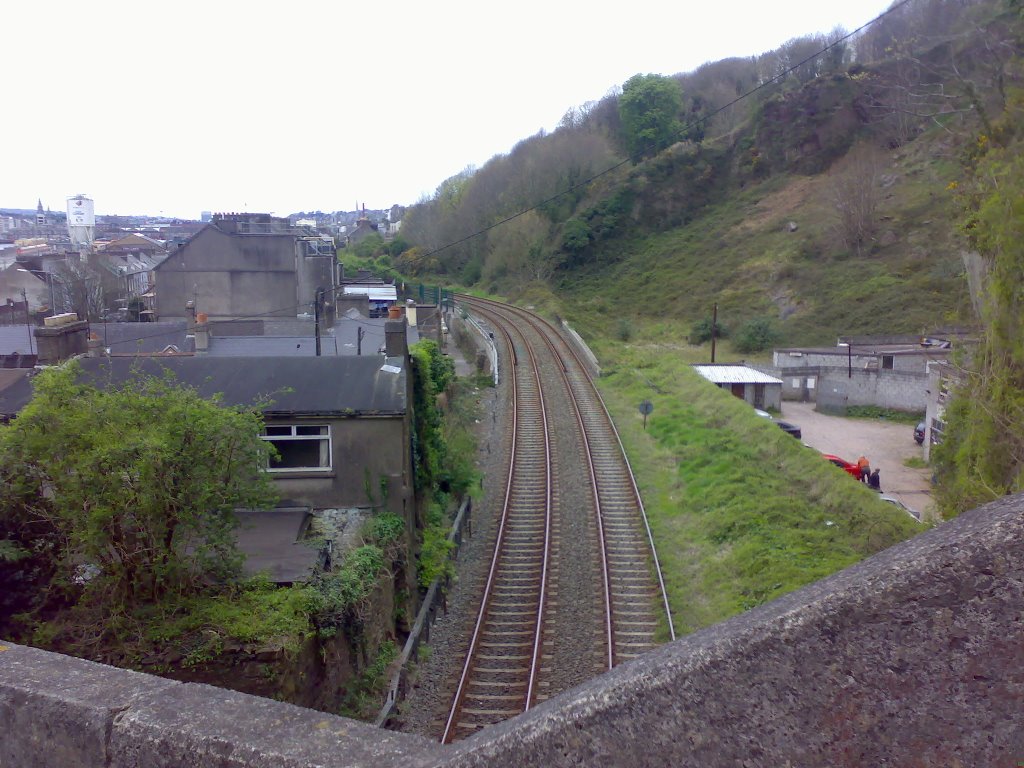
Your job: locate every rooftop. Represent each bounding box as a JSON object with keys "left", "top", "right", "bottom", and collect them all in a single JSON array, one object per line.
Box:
[
  {"left": 692, "top": 364, "right": 783, "bottom": 385},
  {"left": 0, "top": 355, "right": 408, "bottom": 419}
]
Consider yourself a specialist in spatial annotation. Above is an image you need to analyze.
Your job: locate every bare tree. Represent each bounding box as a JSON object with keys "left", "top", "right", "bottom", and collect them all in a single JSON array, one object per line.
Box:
[
  {"left": 53, "top": 257, "right": 106, "bottom": 321},
  {"left": 828, "top": 147, "right": 885, "bottom": 255}
]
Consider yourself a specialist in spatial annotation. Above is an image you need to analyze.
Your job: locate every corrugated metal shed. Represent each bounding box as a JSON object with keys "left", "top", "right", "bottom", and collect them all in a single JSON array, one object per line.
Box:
[
  {"left": 692, "top": 364, "right": 783, "bottom": 385},
  {"left": 343, "top": 285, "right": 397, "bottom": 302}
]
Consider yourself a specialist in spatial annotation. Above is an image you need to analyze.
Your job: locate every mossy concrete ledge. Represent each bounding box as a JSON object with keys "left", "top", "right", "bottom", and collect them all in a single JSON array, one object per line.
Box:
[{"left": 3, "top": 493, "right": 1024, "bottom": 767}]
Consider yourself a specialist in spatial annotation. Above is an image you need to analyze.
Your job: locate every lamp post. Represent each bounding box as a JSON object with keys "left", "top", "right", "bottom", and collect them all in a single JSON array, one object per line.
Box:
[
  {"left": 838, "top": 342, "right": 854, "bottom": 378},
  {"left": 17, "top": 268, "right": 57, "bottom": 317}
]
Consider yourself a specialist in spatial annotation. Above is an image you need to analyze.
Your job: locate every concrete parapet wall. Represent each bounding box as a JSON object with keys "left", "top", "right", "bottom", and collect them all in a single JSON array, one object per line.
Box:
[
  {"left": 447, "top": 493, "right": 1024, "bottom": 767},
  {"left": 559, "top": 320, "right": 600, "bottom": 378},
  {"left": 0, "top": 642, "right": 444, "bottom": 768},
  {"left": 3, "top": 493, "right": 1024, "bottom": 766}
]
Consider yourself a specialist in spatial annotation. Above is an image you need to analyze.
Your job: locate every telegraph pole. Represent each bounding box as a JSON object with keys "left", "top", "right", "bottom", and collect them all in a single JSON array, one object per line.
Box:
[
  {"left": 314, "top": 288, "right": 323, "bottom": 357},
  {"left": 710, "top": 303, "right": 718, "bottom": 363}
]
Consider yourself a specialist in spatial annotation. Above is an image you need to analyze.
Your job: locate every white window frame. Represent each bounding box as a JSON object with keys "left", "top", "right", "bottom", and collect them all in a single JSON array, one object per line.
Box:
[{"left": 261, "top": 424, "right": 332, "bottom": 473}]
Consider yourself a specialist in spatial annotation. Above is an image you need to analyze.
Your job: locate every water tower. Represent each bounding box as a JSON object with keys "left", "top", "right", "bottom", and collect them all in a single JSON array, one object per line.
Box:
[{"left": 66, "top": 194, "right": 95, "bottom": 250}]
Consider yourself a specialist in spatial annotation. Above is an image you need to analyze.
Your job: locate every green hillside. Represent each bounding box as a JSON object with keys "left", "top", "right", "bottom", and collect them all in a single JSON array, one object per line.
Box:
[{"left": 349, "top": 0, "right": 1024, "bottom": 636}]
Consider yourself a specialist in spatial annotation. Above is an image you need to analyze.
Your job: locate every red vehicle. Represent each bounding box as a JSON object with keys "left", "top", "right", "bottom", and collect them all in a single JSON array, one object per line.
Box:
[{"left": 822, "top": 454, "right": 862, "bottom": 479}]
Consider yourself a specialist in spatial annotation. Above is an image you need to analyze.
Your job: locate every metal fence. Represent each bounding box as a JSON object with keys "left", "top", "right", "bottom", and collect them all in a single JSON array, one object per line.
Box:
[{"left": 375, "top": 496, "right": 473, "bottom": 728}]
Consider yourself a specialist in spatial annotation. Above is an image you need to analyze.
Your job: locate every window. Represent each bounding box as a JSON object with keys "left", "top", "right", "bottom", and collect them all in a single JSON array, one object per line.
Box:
[
  {"left": 881, "top": 355, "right": 895, "bottom": 370},
  {"left": 262, "top": 424, "right": 331, "bottom": 472}
]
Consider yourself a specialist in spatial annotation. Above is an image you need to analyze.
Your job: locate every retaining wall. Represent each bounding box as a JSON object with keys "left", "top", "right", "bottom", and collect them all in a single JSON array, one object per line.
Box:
[{"left": 4, "top": 493, "right": 1024, "bottom": 767}]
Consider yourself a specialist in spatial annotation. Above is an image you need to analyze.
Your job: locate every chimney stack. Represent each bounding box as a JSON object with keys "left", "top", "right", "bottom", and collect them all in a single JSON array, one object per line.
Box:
[
  {"left": 87, "top": 332, "right": 104, "bottom": 358},
  {"left": 385, "top": 318, "right": 407, "bottom": 358},
  {"left": 194, "top": 312, "right": 209, "bottom": 352}
]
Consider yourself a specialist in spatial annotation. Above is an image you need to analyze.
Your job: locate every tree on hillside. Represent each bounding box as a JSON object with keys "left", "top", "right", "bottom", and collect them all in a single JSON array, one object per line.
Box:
[
  {"left": 828, "top": 146, "right": 885, "bottom": 255},
  {"left": 618, "top": 73, "right": 684, "bottom": 159},
  {"left": 482, "top": 210, "right": 555, "bottom": 288},
  {"left": 0, "top": 364, "right": 277, "bottom": 624}
]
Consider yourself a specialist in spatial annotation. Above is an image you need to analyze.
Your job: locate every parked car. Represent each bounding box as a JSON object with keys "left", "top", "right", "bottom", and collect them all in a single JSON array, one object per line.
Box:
[
  {"left": 821, "top": 453, "right": 863, "bottom": 479},
  {"left": 774, "top": 419, "right": 802, "bottom": 440},
  {"left": 914, "top": 421, "right": 926, "bottom": 445},
  {"left": 754, "top": 409, "right": 802, "bottom": 439},
  {"left": 879, "top": 494, "right": 920, "bottom": 521}
]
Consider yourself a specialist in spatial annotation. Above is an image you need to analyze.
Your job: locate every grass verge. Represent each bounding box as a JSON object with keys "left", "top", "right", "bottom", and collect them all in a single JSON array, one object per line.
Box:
[{"left": 592, "top": 340, "right": 923, "bottom": 639}]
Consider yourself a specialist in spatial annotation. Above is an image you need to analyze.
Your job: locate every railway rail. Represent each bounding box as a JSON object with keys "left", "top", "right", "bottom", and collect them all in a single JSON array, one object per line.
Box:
[{"left": 441, "top": 296, "right": 674, "bottom": 742}]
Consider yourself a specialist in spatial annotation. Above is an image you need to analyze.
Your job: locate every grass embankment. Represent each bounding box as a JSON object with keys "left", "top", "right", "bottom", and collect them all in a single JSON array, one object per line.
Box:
[{"left": 587, "top": 336, "right": 922, "bottom": 639}]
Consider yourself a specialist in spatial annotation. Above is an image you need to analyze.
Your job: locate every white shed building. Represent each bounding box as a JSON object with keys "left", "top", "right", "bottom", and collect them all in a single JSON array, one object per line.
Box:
[{"left": 692, "top": 364, "right": 784, "bottom": 410}]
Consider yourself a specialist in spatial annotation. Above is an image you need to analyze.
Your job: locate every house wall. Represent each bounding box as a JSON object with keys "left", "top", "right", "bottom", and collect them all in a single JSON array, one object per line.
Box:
[
  {"left": 774, "top": 367, "right": 821, "bottom": 402},
  {"left": 716, "top": 381, "right": 782, "bottom": 410},
  {"left": 412, "top": 304, "right": 443, "bottom": 345},
  {"left": 815, "top": 368, "right": 928, "bottom": 413},
  {"left": 773, "top": 349, "right": 942, "bottom": 375},
  {"left": 923, "top": 361, "right": 951, "bottom": 462},
  {"left": 267, "top": 415, "right": 413, "bottom": 518},
  {"left": 295, "top": 253, "right": 336, "bottom": 311},
  {"left": 155, "top": 227, "right": 298, "bottom": 318}
]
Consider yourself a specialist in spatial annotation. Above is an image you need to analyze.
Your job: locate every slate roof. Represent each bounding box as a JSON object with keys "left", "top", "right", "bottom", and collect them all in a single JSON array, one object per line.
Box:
[
  {"left": 775, "top": 345, "right": 952, "bottom": 357},
  {"left": 0, "top": 355, "right": 407, "bottom": 418},
  {"left": 0, "top": 325, "right": 38, "bottom": 356},
  {"left": 204, "top": 311, "right": 417, "bottom": 357},
  {"left": 96, "top": 320, "right": 193, "bottom": 355}
]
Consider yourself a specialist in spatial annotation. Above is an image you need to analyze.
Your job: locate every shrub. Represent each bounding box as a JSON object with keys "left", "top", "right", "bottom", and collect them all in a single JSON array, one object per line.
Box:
[
  {"left": 733, "top": 317, "right": 780, "bottom": 353},
  {"left": 689, "top": 316, "right": 729, "bottom": 345}
]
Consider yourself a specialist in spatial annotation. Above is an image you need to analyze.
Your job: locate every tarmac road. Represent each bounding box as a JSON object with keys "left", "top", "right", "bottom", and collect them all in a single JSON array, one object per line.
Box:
[{"left": 780, "top": 401, "right": 933, "bottom": 520}]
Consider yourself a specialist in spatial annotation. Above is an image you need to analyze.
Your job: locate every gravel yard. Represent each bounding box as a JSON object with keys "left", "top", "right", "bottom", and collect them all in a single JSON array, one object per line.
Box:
[{"left": 780, "top": 401, "right": 933, "bottom": 520}]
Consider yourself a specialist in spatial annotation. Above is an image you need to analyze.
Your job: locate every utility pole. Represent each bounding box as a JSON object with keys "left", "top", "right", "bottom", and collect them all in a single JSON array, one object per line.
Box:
[
  {"left": 22, "top": 289, "right": 34, "bottom": 355},
  {"left": 710, "top": 302, "right": 718, "bottom": 363},
  {"left": 357, "top": 325, "right": 364, "bottom": 356},
  {"left": 314, "top": 288, "right": 323, "bottom": 357}
]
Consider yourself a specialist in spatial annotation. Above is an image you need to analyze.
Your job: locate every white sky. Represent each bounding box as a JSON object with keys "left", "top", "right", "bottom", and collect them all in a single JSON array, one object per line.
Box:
[{"left": 2, "top": 0, "right": 895, "bottom": 220}]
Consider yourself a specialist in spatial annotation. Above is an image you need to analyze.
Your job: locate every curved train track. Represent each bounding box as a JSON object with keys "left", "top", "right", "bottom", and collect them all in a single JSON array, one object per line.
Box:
[{"left": 441, "top": 296, "right": 674, "bottom": 743}]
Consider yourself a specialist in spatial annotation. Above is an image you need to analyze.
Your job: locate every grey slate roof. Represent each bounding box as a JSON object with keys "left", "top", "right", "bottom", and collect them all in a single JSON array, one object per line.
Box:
[
  {"left": 0, "top": 355, "right": 407, "bottom": 418},
  {"left": 96, "top": 320, "right": 193, "bottom": 354},
  {"left": 0, "top": 325, "right": 38, "bottom": 356},
  {"left": 204, "top": 311, "right": 418, "bottom": 357}
]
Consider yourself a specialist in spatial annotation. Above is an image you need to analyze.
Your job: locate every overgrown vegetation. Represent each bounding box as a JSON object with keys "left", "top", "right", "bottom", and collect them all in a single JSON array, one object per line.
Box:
[
  {"left": 0, "top": 363, "right": 278, "bottom": 655},
  {"left": 339, "top": 639, "right": 399, "bottom": 719},
  {"left": 395, "top": 0, "right": 1011, "bottom": 340},
  {"left": 408, "top": 340, "right": 479, "bottom": 590},
  {"left": 845, "top": 406, "right": 924, "bottom": 425},
  {"left": 935, "top": 78, "right": 1024, "bottom": 514}
]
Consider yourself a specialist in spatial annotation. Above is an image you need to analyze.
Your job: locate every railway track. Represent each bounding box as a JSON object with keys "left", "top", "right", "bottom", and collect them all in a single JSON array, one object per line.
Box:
[{"left": 441, "top": 296, "right": 674, "bottom": 742}]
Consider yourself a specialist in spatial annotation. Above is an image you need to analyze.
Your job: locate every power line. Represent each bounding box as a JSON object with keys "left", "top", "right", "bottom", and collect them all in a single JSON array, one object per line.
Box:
[{"left": 421, "top": 0, "right": 916, "bottom": 260}]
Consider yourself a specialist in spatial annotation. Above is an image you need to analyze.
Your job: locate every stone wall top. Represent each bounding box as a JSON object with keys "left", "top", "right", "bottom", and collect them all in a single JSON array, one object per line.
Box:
[{"left": 3, "top": 493, "right": 1024, "bottom": 767}]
